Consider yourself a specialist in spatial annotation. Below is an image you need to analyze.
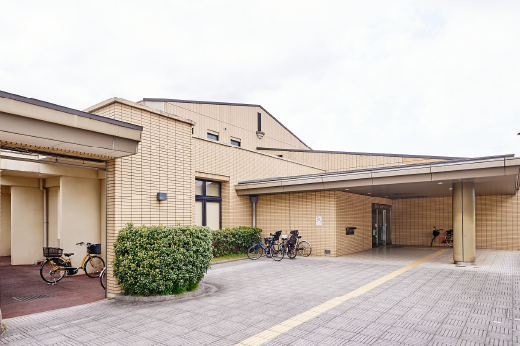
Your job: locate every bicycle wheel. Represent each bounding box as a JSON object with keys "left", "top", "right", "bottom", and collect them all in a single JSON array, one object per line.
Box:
[
  {"left": 40, "top": 258, "right": 66, "bottom": 284},
  {"left": 270, "top": 243, "right": 284, "bottom": 261},
  {"left": 430, "top": 236, "right": 435, "bottom": 247},
  {"left": 247, "top": 245, "right": 264, "bottom": 260},
  {"left": 84, "top": 256, "right": 105, "bottom": 278},
  {"left": 298, "top": 241, "right": 312, "bottom": 257},
  {"left": 287, "top": 246, "right": 297, "bottom": 259},
  {"left": 265, "top": 244, "right": 273, "bottom": 258},
  {"left": 100, "top": 268, "right": 107, "bottom": 290}
]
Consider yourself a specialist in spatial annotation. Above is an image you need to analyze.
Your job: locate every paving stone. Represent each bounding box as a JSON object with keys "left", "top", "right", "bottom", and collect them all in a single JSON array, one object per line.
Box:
[{"left": 3, "top": 248, "right": 520, "bottom": 346}]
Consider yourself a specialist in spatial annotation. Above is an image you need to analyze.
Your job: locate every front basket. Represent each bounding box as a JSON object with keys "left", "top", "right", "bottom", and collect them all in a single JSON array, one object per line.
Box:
[{"left": 88, "top": 244, "right": 102, "bottom": 254}]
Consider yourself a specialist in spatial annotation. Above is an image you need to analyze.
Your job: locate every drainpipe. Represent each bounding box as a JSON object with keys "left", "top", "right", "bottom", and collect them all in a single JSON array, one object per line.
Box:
[
  {"left": 40, "top": 178, "right": 48, "bottom": 247},
  {"left": 250, "top": 196, "right": 258, "bottom": 228}
]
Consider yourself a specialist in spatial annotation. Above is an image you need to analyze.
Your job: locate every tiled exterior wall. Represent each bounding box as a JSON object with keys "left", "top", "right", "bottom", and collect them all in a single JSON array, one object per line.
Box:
[
  {"left": 192, "top": 137, "right": 324, "bottom": 229},
  {"left": 257, "top": 150, "right": 446, "bottom": 172},
  {"left": 256, "top": 191, "right": 391, "bottom": 257},
  {"left": 164, "top": 102, "right": 309, "bottom": 152},
  {"left": 257, "top": 191, "right": 338, "bottom": 256},
  {"left": 336, "top": 193, "right": 392, "bottom": 256},
  {"left": 392, "top": 195, "right": 520, "bottom": 251},
  {"left": 392, "top": 197, "right": 453, "bottom": 247},
  {"left": 92, "top": 102, "right": 193, "bottom": 294},
  {"left": 476, "top": 194, "right": 520, "bottom": 250}
]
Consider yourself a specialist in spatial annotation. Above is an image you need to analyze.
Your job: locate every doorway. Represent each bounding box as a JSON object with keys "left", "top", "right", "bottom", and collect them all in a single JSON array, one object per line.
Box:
[{"left": 372, "top": 203, "right": 392, "bottom": 247}]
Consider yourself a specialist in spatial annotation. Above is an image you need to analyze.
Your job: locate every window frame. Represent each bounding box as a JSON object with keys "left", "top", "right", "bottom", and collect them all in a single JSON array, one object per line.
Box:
[
  {"left": 207, "top": 132, "right": 219, "bottom": 141},
  {"left": 230, "top": 139, "right": 241, "bottom": 147},
  {"left": 195, "top": 179, "right": 222, "bottom": 229}
]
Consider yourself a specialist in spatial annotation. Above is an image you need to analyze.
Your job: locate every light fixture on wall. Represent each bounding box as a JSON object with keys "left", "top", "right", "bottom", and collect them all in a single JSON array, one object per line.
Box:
[
  {"left": 438, "top": 182, "right": 443, "bottom": 184},
  {"left": 157, "top": 193, "right": 167, "bottom": 201}
]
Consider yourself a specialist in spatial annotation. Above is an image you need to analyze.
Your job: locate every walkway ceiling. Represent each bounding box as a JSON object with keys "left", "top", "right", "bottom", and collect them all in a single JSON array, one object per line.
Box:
[
  {"left": 0, "top": 91, "right": 142, "bottom": 158},
  {"left": 236, "top": 156, "right": 520, "bottom": 199}
]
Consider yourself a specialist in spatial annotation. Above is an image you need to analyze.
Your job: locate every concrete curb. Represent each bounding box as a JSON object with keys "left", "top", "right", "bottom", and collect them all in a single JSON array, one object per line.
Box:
[
  {"left": 210, "top": 257, "right": 249, "bottom": 265},
  {"left": 110, "top": 283, "right": 216, "bottom": 302}
]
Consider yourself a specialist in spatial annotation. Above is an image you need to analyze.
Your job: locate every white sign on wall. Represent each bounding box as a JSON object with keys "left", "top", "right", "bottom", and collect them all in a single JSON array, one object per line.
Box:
[{"left": 316, "top": 216, "right": 322, "bottom": 226}]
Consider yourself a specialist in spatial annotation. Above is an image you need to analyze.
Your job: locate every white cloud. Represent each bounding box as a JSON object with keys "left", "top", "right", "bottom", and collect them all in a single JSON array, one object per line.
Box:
[{"left": 1, "top": 0, "right": 519, "bottom": 157}]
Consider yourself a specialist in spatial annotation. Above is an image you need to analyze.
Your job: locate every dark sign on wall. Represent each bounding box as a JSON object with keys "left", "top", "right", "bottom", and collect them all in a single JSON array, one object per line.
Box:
[
  {"left": 372, "top": 203, "right": 391, "bottom": 211},
  {"left": 346, "top": 227, "right": 356, "bottom": 235}
]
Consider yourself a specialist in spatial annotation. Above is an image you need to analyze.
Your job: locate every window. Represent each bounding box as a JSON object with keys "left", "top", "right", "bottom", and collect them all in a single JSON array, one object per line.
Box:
[
  {"left": 207, "top": 132, "right": 218, "bottom": 141},
  {"left": 277, "top": 155, "right": 283, "bottom": 158},
  {"left": 195, "top": 179, "right": 221, "bottom": 230},
  {"left": 257, "top": 112, "right": 261, "bottom": 131},
  {"left": 230, "top": 139, "right": 241, "bottom": 147}
]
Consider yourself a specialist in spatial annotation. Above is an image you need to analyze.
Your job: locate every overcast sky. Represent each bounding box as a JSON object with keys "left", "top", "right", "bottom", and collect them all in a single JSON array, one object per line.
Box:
[{"left": 1, "top": 1, "right": 519, "bottom": 158}]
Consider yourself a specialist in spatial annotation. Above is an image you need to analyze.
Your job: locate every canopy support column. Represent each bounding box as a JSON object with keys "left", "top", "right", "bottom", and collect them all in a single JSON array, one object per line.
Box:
[{"left": 452, "top": 181, "right": 476, "bottom": 265}]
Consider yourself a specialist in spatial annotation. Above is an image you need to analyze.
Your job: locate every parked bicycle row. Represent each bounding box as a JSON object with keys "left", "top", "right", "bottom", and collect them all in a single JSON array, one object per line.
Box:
[{"left": 247, "top": 230, "right": 311, "bottom": 261}]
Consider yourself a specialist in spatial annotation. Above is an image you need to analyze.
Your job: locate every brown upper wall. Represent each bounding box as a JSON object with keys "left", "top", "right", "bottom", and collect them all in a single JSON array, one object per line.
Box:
[
  {"left": 138, "top": 99, "right": 310, "bottom": 152},
  {"left": 257, "top": 148, "right": 462, "bottom": 172}
]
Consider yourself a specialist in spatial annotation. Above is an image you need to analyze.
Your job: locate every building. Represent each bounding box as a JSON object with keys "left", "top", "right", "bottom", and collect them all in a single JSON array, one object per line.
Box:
[{"left": 1, "top": 90, "right": 520, "bottom": 307}]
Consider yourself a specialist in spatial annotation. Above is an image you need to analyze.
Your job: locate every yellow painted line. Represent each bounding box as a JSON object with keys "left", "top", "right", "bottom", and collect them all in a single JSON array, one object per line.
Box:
[{"left": 234, "top": 249, "right": 448, "bottom": 346}]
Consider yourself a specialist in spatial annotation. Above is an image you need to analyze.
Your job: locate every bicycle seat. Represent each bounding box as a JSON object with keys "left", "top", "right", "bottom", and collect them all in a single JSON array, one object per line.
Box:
[{"left": 64, "top": 253, "right": 74, "bottom": 257}]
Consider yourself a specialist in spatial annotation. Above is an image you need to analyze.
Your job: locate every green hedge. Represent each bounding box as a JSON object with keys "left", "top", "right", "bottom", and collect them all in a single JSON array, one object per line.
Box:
[
  {"left": 212, "top": 226, "right": 262, "bottom": 257},
  {"left": 113, "top": 224, "right": 212, "bottom": 296}
]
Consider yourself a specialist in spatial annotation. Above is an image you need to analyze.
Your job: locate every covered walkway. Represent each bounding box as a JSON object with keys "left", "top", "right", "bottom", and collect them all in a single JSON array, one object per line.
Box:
[
  {"left": 237, "top": 155, "right": 520, "bottom": 264},
  {"left": 0, "top": 256, "right": 105, "bottom": 319}
]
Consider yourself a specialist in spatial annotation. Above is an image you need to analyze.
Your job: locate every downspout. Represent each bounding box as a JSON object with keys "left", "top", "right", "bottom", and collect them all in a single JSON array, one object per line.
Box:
[
  {"left": 40, "top": 178, "right": 48, "bottom": 247},
  {"left": 250, "top": 196, "right": 258, "bottom": 228}
]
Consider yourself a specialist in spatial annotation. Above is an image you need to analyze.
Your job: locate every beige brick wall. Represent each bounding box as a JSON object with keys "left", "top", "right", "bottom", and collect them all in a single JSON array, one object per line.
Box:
[
  {"left": 336, "top": 193, "right": 392, "bottom": 256},
  {"left": 256, "top": 191, "right": 392, "bottom": 257},
  {"left": 92, "top": 102, "right": 193, "bottom": 294},
  {"left": 257, "top": 150, "right": 446, "bottom": 172},
  {"left": 476, "top": 194, "right": 520, "bottom": 250},
  {"left": 392, "top": 195, "right": 520, "bottom": 250},
  {"left": 257, "top": 191, "right": 338, "bottom": 256},
  {"left": 165, "top": 102, "right": 309, "bottom": 152},
  {"left": 192, "top": 137, "right": 324, "bottom": 229},
  {"left": 392, "top": 197, "right": 453, "bottom": 247}
]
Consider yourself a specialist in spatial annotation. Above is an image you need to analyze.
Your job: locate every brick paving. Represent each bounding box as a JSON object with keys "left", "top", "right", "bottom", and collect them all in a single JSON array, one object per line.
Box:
[
  {"left": 0, "top": 256, "right": 105, "bottom": 319},
  {"left": 1, "top": 247, "right": 519, "bottom": 345}
]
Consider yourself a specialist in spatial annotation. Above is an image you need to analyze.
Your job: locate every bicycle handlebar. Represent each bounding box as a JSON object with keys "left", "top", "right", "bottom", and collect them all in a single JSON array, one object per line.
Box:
[{"left": 75, "top": 242, "right": 92, "bottom": 246}]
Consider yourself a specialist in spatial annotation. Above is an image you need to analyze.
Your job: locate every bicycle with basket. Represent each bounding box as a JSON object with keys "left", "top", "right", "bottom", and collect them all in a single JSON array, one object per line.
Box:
[{"left": 40, "top": 242, "right": 105, "bottom": 284}]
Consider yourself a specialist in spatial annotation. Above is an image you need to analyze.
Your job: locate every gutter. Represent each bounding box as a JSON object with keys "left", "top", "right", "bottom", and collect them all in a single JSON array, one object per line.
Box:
[{"left": 40, "top": 178, "right": 48, "bottom": 248}]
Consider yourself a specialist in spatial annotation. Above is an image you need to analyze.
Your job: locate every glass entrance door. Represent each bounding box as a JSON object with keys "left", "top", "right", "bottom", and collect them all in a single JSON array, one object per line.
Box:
[{"left": 372, "top": 204, "right": 392, "bottom": 247}]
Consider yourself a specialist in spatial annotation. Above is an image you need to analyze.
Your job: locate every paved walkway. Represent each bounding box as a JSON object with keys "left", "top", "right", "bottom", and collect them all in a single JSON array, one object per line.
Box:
[
  {"left": 0, "top": 257, "right": 105, "bottom": 318},
  {"left": 1, "top": 247, "right": 519, "bottom": 345}
]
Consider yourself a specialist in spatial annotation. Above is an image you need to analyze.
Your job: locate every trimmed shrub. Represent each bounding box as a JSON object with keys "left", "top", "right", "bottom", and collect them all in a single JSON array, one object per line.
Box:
[
  {"left": 212, "top": 226, "right": 262, "bottom": 257},
  {"left": 113, "top": 224, "right": 212, "bottom": 296}
]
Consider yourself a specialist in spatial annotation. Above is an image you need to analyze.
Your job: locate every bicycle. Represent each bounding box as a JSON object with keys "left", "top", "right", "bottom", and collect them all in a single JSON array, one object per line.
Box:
[
  {"left": 40, "top": 242, "right": 105, "bottom": 284},
  {"left": 296, "top": 234, "right": 312, "bottom": 257},
  {"left": 280, "top": 231, "right": 298, "bottom": 259},
  {"left": 100, "top": 267, "right": 107, "bottom": 290},
  {"left": 430, "top": 227, "right": 453, "bottom": 247},
  {"left": 247, "top": 233, "right": 284, "bottom": 261}
]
